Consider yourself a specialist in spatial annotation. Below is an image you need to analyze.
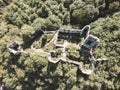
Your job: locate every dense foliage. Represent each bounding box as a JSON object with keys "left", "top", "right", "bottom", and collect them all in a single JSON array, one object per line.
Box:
[{"left": 0, "top": 0, "right": 120, "bottom": 90}]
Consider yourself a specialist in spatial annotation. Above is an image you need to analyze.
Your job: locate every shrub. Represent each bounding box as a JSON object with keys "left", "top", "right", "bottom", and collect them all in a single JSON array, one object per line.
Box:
[
  {"left": 45, "top": 15, "right": 62, "bottom": 31},
  {"left": 71, "top": 5, "right": 99, "bottom": 25},
  {"left": 32, "top": 18, "right": 46, "bottom": 30}
]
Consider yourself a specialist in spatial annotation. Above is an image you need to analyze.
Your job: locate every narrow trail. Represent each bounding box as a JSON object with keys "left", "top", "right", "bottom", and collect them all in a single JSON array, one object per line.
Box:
[
  {"left": 45, "top": 31, "right": 58, "bottom": 47},
  {"left": 31, "top": 45, "right": 48, "bottom": 56}
]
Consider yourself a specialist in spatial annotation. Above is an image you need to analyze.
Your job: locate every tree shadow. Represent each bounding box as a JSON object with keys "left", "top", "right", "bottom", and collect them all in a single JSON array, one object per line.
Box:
[
  {"left": 22, "top": 28, "right": 44, "bottom": 50},
  {"left": 76, "top": 67, "right": 89, "bottom": 82},
  {"left": 22, "top": 35, "right": 43, "bottom": 50},
  {"left": 47, "top": 62, "right": 60, "bottom": 75}
]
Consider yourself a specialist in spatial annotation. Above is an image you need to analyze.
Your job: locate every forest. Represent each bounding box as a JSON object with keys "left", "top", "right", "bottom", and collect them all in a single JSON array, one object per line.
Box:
[{"left": 0, "top": 0, "right": 120, "bottom": 90}]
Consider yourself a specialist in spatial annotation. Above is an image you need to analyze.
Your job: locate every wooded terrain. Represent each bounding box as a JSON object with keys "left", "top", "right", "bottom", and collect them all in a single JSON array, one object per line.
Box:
[{"left": 0, "top": 0, "right": 120, "bottom": 90}]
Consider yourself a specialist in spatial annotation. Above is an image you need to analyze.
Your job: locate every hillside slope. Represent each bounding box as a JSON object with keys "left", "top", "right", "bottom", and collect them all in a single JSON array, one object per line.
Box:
[{"left": 0, "top": 0, "right": 120, "bottom": 90}]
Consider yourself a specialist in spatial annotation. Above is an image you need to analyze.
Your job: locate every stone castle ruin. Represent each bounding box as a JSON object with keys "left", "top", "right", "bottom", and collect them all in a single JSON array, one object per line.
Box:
[{"left": 8, "top": 25, "right": 107, "bottom": 75}]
